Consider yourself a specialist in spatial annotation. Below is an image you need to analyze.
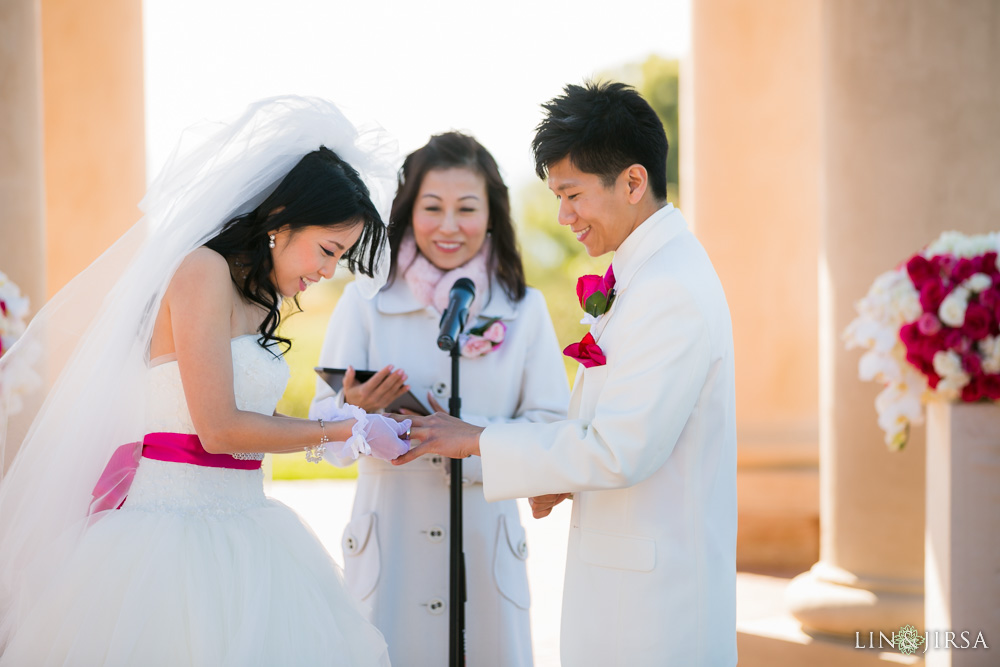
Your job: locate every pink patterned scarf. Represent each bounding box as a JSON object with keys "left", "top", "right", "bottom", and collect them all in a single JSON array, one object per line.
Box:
[{"left": 397, "top": 232, "right": 491, "bottom": 320}]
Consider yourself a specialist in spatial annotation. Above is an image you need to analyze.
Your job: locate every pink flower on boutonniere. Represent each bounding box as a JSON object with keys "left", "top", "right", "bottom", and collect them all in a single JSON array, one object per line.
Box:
[
  {"left": 459, "top": 317, "right": 506, "bottom": 358},
  {"left": 482, "top": 321, "right": 506, "bottom": 344},
  {"left": 563, "top": 332, "right": 606, "bottom": 368},
  {"left": 576, "top": 264, "right": 616, "bottom": 318},
  {"left": 461, "top": 336, "right": 494, "bottom": 358}
]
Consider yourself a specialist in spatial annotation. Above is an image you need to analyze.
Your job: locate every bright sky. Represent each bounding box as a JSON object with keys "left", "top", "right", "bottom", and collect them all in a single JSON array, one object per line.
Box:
[{"left": 144, "top": 0, "right": 689, "bottom": 194}]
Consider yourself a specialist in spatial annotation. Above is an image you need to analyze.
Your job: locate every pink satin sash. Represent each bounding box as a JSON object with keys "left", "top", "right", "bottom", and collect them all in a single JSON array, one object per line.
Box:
[
  {"left": 89, "top": 432, "right": 261, "bottom": 515},
  {"left": 141, "top": 432, "right": 262, "bottom": 471}
]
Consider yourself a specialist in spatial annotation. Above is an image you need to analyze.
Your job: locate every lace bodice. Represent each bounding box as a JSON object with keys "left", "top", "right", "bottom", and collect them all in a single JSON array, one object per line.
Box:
[
  {"left": 145, "top": 334, "right": 290, "bottom": 435},
  {"left": 122, "top": 336, "right": 290, "bottom": 517}
]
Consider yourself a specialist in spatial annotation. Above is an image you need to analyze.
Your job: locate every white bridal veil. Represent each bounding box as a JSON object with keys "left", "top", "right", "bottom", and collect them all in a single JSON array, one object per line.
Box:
[{"left": 0, "top": 96, "right": 397, "bottom": 643}]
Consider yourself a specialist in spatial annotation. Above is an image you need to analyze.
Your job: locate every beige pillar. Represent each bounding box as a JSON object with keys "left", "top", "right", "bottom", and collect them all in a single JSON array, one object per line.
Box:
[
  {"left": 788, "top": 0, "right": 1000, "bottom": 636},
  {"left": 0, "top": 0, "right": 47, "bottom": 310},
  {"left": 41, "top": 0, "right": 146, "bottom": 295},
  {"left": 687, "top": 0, "right": 822, "bottom": 571},
  {"left": 925, "top": 402, "right": 999, "bottom": 666}
]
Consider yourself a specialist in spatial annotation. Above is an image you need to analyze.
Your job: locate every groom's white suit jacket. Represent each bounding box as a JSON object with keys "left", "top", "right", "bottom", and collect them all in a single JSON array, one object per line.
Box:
[{"left": 480, "top": 205, "right": 737, "bottom": 666}]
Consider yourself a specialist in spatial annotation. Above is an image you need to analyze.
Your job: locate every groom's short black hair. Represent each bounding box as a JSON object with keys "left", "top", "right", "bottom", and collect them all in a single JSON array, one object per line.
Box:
[{"left": 532, "top": 81, "right": 669, "bottom": 201}]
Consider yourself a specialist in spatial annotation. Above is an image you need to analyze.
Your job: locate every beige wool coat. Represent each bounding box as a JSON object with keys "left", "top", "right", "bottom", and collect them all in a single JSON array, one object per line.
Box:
[{"left": 310, "top": 277, "right": 569, "bottom": 667}]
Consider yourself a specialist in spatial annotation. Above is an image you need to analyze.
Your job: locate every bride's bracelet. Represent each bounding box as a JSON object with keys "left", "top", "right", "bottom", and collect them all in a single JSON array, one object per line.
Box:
[
  {"left": 305, "top": 418, "right": 330, "bottom": 463},
  {"left": 307, "top": 404, "right": 370, "bottom": 462}
]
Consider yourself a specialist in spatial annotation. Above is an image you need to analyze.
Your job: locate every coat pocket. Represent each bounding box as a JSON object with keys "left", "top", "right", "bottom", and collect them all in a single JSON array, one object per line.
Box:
[
  {"left": 579, "top": 528, "right": 656, "bottom": 572},
  {"left": 342, "top": 512, "right": 380, "bottom": 601},
  {"left": 492, "top": 514, "right": 531, "bottom": 610}
]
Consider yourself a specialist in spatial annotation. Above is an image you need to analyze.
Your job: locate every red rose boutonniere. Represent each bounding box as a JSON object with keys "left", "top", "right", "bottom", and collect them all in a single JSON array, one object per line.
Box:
[
  {"left": 564, "top": 265, "right": 615, "bottom": 368},
  {"left": 577, "top": 264, "right": 616, "bottom": 320},
  {"left": 563, "top": 332, "right": 607, "bottom": 368}
]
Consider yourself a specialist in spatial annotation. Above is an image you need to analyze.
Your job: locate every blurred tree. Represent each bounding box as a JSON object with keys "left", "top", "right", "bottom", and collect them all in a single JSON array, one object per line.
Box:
[
  {"left": 640, "top": 56, "right": 680, "bottom": 205},
  {"left": 600, "top": 54, "right": 679, "bottom": 204}
]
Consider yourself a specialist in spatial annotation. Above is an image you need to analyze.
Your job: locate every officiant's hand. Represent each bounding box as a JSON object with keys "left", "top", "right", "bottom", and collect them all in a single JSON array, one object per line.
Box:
[
  {"left": 528, "top": 493, "right": 571, "bottom": 519},
  {"left": 343, "top": 364, "right": 409, "bottom": 413},
  {"left": 388, "top": 393, "right": 483, "bottom": 464}
]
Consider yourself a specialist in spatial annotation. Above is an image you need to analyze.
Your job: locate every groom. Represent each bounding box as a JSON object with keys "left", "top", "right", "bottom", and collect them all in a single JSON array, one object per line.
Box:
[{"left": 394, "top": 81, "right": 737, "bottom": 665}]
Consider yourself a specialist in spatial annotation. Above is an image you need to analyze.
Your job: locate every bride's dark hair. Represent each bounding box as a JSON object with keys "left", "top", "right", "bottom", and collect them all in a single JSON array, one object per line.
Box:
[{"left": 206, "top": 146, "right": 385, "bottom": 353}]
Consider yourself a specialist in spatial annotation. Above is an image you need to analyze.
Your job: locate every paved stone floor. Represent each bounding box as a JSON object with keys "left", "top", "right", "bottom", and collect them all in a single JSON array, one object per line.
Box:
[
  {"left": 267, "top": 478, "right": 806, "bottom": 666},
  {"left": 267, "top": 478, "right": 571, "bottom": 666}
]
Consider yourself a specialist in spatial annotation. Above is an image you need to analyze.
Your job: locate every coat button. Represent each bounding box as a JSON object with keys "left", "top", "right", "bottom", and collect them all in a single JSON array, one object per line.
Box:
[
  {"left": 426, "top": 597, "right": 446, "bottom": 615},
  {"left": 426, "top": 525, "right": 446, "bottom": 543},
  {"left": 433, "top": 381, "right": 447, "bottom": 397},
  {"left": 343, "top": 535, "right": 359, "bottom": 554},
  {"left": 517, "top": 539, "right": 528, "bottom": 558}
]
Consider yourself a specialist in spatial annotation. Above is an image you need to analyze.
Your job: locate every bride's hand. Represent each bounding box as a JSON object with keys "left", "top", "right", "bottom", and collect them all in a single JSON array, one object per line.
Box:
[
  {"left": 364, "top": 414, "right": 412, "bottom": 462},
  {"left": 343, "top": 365, "right": 409, "bottom": 412}
]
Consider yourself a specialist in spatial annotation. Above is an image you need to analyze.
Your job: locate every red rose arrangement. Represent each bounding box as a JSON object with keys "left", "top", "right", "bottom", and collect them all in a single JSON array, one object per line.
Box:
[
  {"left": 0, "top": 270, "right": 37, "bottom": 415},
  {"left": 898, "top": 251, "right": 1000, "bottom": 401},
  {"left": 845, "top": 231, "right": 1000, "bottom": 449}
]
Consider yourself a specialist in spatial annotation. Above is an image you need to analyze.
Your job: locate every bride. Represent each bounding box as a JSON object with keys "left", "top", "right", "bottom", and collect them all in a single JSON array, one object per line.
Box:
[{"left": 0, "top": 97, "right": 409, "bottom": 666}]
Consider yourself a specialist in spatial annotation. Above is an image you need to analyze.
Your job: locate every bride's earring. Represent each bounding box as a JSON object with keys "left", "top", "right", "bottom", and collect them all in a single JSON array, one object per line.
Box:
[{"left": 268, "top": 234, "right": 276, "bottom": 249}]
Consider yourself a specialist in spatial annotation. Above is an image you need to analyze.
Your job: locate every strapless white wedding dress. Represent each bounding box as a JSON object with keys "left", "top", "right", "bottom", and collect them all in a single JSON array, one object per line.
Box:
[{"left": 0, "top": 336, "right": 389, "bottom": 666}]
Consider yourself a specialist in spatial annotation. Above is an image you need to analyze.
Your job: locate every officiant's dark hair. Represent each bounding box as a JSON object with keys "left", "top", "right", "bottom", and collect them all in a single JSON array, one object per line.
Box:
[
  {"left": 206, "top": 146, "right": 385, "bottom": 354},
  {"left": 387, "top": 132, "right": 526, "bottom": 302},
  {"left": 532, "top": 81, "right": 669, "bottom": 201}
]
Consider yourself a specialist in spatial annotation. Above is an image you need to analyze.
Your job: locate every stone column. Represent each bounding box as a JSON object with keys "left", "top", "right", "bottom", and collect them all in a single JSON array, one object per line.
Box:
[
  {"left": 41, "top": 0, "right": 146, "bottom": 295},
  {"left": 0, "top": 0, "right": 47, "bottom": 310},
  {"left": 925, "top": 402, "right": 999, "bottom": 666},
  {"left": 787, "top": 0, "right": 1000, "bottom": 636},
  {"left": 687, "top": 0, "right": 823, "bottom": 572}
]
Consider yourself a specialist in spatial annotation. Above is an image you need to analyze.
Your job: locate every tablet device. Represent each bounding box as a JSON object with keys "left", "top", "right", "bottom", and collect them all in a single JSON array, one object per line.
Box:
[{"left": 314, "top": 367, "right": 431, "bottom": 416}]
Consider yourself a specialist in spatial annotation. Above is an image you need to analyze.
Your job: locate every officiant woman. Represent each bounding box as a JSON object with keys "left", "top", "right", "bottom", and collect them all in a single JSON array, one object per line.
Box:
[{"left": 310, "top": 132, "right": 568, "bottom": 666}]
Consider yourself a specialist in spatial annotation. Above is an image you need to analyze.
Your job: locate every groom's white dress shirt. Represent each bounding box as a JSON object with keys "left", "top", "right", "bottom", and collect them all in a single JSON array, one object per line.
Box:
[{"left": 480, "top": 204, "right": 737, "bottom": 666}]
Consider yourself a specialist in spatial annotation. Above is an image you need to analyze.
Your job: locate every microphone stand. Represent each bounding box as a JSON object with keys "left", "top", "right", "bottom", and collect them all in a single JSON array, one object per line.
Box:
[
  {"left": 447, "top": 342, "right": 466, "bottom": 667},
  {"left": 437, "top": 277, "right": 473, "bottom": 667}
]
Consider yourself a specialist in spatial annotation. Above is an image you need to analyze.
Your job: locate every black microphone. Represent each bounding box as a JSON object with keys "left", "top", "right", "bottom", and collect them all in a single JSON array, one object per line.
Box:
[{"left": 437, "top": 278, "right": 476, "bottom": 351}]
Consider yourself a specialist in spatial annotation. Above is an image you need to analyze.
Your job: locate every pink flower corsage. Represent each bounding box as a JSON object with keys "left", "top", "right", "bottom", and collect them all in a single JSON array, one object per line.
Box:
[{"left": 460, "top": 318, "right": 506, "bottom": 358}]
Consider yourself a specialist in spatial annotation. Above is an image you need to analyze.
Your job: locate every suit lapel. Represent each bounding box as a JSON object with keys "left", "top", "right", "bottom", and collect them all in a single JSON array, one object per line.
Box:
[
  {"left": 567, "top": 365, "right": 585, "bottom": 418},
  {"left": 591, "top": 298, "right": 618, "bottom": 343},
  {"left": 590, "top": 205, "right": 688, "bottom": 345}
]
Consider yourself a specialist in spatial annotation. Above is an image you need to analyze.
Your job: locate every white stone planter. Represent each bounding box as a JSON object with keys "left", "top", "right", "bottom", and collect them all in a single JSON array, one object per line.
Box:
[{"left": 925, "top": 401, "right": 999, "bottom": 666}]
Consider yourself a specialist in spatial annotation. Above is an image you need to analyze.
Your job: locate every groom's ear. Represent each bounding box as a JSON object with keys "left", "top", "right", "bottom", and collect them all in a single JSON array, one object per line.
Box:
[{"left": 623, "top": 164, "right": 649, "bottom": 204}]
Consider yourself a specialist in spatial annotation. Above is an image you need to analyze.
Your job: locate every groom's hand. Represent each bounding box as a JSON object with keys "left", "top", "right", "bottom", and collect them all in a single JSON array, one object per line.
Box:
[
  {"left": 528, "top": 493, "right": 571, "bottom": 519},
  {"left": 387, "top": 393, "right": 484, "bottom": 465}
]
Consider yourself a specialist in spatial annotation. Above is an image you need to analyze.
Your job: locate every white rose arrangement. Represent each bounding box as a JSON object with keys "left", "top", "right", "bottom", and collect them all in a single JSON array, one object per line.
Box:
[
  {"left": 844, "top": 231, "right": 1000, "bottom": 449},
  {"left": 0, "top": 271, "right": 40, "bottom": 416}
]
